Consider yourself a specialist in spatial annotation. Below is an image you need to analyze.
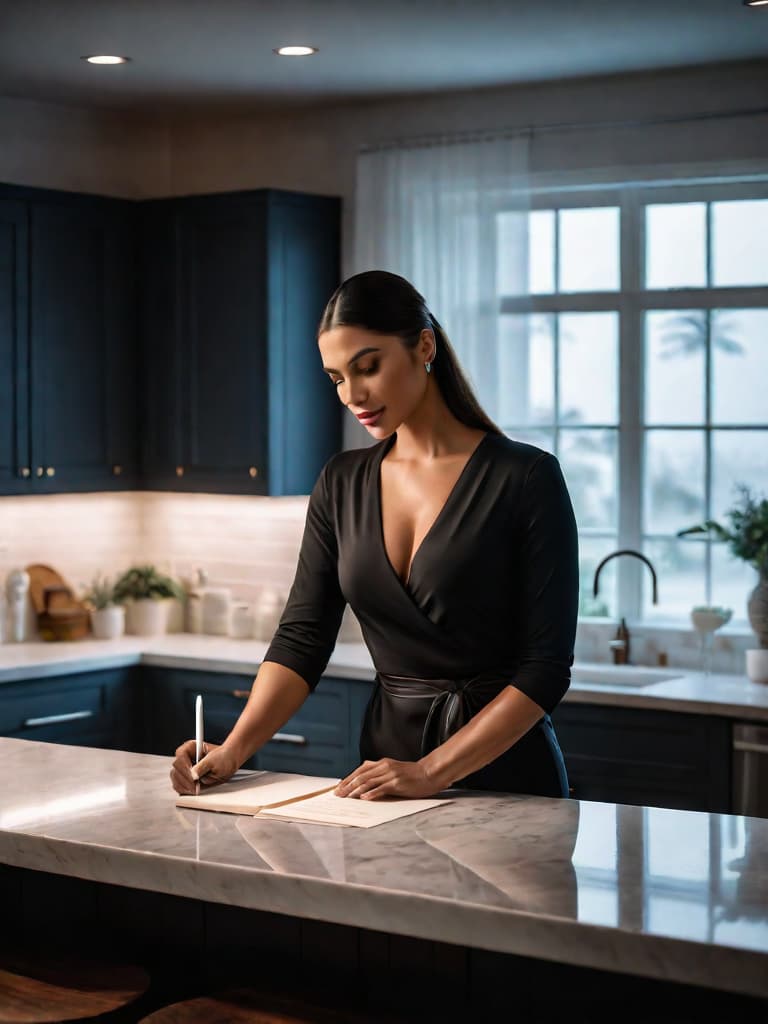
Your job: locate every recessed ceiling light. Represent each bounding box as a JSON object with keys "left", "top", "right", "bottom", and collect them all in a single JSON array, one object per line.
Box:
[
  {"left": 81, "top": 55, "right": 131, "bottom": 65},
  {"left": 273, "top": 46, "right": 318, "bottom": 56},
  {"left": 743, "top": 1, "right": 768, "bottom": 6}
]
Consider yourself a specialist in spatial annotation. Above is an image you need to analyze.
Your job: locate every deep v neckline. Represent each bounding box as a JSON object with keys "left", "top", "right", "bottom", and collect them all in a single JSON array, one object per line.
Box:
[{"left": 375, "top": 431, "right": 490, "bottom": 591}]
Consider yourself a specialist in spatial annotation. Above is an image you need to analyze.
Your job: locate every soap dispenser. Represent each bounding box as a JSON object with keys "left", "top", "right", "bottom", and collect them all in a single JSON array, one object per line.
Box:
[{"left": 610, "top": 617, "right": 630, "bottom": 665}]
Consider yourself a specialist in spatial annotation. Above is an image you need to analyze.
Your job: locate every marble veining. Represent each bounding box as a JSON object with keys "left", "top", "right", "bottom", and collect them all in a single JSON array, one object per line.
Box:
[
  {"left": 0, "top": 738, "right": 767, "bottom": 998},
  {"left": 2, "top": 634, "right": 768, "bottom": 720}
]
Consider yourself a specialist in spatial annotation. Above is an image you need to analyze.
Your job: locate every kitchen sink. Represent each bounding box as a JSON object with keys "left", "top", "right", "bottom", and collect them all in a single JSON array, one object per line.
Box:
[{"left": 570, "top": 663, "right": 685, "bottom": 688}]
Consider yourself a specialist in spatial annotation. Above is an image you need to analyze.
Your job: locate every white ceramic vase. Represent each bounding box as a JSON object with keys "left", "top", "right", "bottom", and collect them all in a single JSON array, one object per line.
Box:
[
  {"left": 90, "top": 605, "right": 125, "bottom": 640},
  {"left": 125, "top": 597, "right": 169, "bottom": 636},
  {"left": 746, "top": 648, "right": 768, "bottom": 685}
]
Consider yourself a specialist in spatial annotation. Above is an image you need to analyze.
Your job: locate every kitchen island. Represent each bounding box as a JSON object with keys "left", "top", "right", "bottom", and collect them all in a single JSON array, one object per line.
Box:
[{"left": 2, "top": 737, "right": 767, "bottom": 1020}]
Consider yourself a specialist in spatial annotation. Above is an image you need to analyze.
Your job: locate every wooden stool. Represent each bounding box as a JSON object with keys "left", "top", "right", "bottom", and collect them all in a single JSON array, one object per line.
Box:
[
  {"left": 0, "top": 947, "right": 150, "bottom": 1024},
  {"left": 138, "top": 987, "right": 396, "bottom": 1024}
]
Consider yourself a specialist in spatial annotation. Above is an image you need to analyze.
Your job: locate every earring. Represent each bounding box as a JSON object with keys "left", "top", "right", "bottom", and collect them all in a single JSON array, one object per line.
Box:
[{"left": 425, "top": 362, "right": 432, "bottom": 374}]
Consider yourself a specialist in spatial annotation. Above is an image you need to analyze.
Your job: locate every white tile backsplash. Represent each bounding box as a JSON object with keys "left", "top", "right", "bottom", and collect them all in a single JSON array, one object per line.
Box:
[
  {"left": 0, "top": 490, "right": 364, "bottom": 644},
  {"left": 0, "top": 490, "right": 758, "bottom": 665}
]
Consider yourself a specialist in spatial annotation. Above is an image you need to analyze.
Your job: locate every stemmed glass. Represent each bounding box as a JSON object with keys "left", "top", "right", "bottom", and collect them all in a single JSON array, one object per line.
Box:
[{"left": 690, "top": 606, "right": 732, "bottom": 677}]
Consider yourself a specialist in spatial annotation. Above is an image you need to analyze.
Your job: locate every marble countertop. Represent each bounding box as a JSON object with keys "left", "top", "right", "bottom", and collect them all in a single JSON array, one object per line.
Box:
[
  {"left": 0, "top": 737, "right": 766, "bottom": 998},
  {"left": 2, "top": 633, "right": 768, "bottom": 720}
]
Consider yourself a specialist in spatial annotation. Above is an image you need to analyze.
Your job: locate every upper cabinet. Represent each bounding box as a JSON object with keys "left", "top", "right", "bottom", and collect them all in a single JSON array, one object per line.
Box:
[
  {"left": 141, "top": 189, "right": 342, "bottom": 495},
  {"left": 0, "top": 200, "right": 29, "bottom": 493},
  {"left": 0, "top": 184, "right": 342, "bottom": 498},
  {"left": 0, "top": 187, "right": 138, "bottom": 495}
]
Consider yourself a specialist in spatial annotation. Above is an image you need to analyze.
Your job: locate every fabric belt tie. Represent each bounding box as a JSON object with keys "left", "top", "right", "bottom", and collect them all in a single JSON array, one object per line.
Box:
[{"left": 376, "top": 671, "right": 510, "bottom": 758}]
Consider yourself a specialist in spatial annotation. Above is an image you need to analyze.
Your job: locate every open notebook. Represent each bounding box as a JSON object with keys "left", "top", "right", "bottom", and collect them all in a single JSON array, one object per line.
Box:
[{"left": 175, "top": 770, "right": 451, "bottom": 828}]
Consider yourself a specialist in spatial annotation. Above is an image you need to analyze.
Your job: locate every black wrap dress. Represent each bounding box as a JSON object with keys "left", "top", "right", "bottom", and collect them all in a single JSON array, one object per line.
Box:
[{"left": 264, "top": 431, "right": 579, "bottom": 798}]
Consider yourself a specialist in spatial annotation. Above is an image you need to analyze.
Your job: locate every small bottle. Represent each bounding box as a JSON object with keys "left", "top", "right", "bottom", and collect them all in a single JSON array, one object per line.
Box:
[
  {"left": 610, "top": 617, "right": 630, "bottom": 664},
  {"left": 187, "top": 568, "right": 208, "bottom": 634},
  {"left": 5, "top": 569, "right": 30, "bottom": 643}
]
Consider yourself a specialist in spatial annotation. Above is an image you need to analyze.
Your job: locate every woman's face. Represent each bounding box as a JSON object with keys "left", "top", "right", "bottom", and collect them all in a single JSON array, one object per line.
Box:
[{"left": 318, "top": 325, "right": 433, "bottom": 437}]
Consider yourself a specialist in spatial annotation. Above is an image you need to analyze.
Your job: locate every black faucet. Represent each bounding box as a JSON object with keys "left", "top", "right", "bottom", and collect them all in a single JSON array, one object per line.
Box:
[{"left": 592, "top": 549, "right": 659, "bottom": 664}]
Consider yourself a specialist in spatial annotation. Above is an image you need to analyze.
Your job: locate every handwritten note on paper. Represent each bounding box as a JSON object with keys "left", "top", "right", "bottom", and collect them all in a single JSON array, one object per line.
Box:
[{"left": 258, "top": 791, "right": 452, "bottom": 828}]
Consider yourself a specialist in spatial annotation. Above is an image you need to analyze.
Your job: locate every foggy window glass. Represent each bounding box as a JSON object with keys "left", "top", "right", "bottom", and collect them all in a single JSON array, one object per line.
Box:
[
  {"left": 559, "top": 207, "right": 619, "bottom": 293},
  {"left": 559, "top": 312, "right": 618, "bottom": 425},
  {"left": 711, "top": 309, "right": 768, "bottom": 424},
  {"left": 645, "top": 310, "right": 706, "bottom": 425},
  {"left": 712, "top": 200, "right": 768, "bottom": 287},
  {"left": 497, "top": 314, "right": 554, "bottom": 426},
  {"left": 645, "top": 203, "right": 707, "bottom": 289}
]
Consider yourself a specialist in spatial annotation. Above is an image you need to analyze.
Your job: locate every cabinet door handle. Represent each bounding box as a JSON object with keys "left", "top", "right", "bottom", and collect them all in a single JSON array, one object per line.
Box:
[
  {"left": 113, "top": 465, "right": 122, "bottom": 476},
  {"left": 36, "top": 467, "right": 44, "bottom": 477},
  {"left": 248, "top": 467, "right": 258, "bottom": 478},
  {"left": 46, "top": 467, "right": 55, "bottom": 477},
  {"left": 176, "top": 466, "right": 185, "bottom": 477},
  {"left": 20, "top": 467, "right": 30, "bottom": 478},
  {"left": 231, "top": 689, "right": 251, "bottom": 700},
  {"left": 23, "top": 710, "right": 94, "bottom": 728},
  {"left": 271, "top": 732, "right": 308, "bottom": 746}
]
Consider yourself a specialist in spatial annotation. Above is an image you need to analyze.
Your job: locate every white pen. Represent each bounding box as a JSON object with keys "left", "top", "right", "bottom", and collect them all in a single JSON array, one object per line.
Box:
[{"left": 194, "top": 694, "right": 204, "bottom": 796}]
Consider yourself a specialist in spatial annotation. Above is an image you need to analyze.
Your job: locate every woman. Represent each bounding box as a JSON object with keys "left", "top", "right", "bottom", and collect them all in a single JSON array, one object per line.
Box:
[{"left": 171, "top": 270, "right": 579, "bottom": 801}]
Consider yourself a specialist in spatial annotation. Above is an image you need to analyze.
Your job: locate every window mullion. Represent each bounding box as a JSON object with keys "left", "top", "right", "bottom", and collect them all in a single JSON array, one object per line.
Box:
[{"left": 619, "top": 189, "right": 644, "bottom": 621}]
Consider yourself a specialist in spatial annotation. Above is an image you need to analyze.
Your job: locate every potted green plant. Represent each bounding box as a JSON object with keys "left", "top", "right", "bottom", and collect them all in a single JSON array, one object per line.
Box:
[
  {"left": 113, "top": 565, "right": 186, "bottom": 636},
  {"left": 81, "top": 573, "right": 125, "bottom": 640},
  {"left": 677, "top": 484, "right": 768, "bottom": 681}
]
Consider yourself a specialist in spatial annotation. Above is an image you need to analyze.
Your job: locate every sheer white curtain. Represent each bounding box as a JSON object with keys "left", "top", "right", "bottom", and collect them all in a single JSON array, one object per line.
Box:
[{"left": 353, "top": 132, "right": 530, "bottom": 423}]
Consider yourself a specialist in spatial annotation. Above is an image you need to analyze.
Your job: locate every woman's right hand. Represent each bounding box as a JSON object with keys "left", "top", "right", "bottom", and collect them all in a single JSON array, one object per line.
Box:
[{"left": 170, "top": 739, "right": 240, "bottom": 795}]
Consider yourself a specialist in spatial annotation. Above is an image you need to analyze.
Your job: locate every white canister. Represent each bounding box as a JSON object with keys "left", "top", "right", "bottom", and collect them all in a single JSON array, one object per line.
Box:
[
  {"left": 202, "top": 588, "right": 232, "bottom": 636},
  {"left": 746, "top": 648, "right": 768, "bottom": 684},
  {"left": 254, "top": 588, "right": 284, "bottom": 641},
  {"left": 230, "top": 602, "right": 255, "bottom": 639}
]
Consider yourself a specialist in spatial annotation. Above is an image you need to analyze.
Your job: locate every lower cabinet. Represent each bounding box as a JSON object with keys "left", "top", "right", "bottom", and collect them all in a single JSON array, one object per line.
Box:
[
  {"left": 551, "top": 702, "right": 732, "bottom": 813},
  {"left": 142, "top": 667, "right": 375, "bottom": 778},
  {"left": 0, "top": 667, "right": 139, "bottom": 750},
  {"left": 0, "top": 665, "right": 736, "bottom": 814}
]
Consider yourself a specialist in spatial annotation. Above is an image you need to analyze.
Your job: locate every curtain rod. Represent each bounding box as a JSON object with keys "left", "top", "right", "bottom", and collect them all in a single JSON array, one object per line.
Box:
[{"left": 359, "top": 105, "right": 768, "bottom": 153}]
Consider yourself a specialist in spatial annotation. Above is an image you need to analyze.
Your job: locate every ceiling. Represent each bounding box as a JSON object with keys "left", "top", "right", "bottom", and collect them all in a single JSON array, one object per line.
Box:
[{"left": 0, "top": 0, "right": 767, "bottom": 113}]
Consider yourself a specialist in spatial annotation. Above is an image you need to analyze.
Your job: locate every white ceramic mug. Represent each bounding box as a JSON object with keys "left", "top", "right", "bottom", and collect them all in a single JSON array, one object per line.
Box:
[{"left": 746, "top": 648, "right": 768, "bottom": 684}]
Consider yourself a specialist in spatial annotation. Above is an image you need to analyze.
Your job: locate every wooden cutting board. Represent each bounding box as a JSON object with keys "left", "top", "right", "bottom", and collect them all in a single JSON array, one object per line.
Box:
[{"left": 25, "top": 564, "right": 70, "bottom": 616}]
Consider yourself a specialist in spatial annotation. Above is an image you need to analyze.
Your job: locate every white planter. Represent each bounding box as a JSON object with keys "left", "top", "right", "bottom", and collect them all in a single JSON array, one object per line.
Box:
[
  {"left": 90, "top": 605, "right": 125, "bottom": 640},
  {"left": 125, "top": 598, "right": 169, "bottom": 636},
  {"left": 746, "top": 648, "right": 768, "bottom": 685}
]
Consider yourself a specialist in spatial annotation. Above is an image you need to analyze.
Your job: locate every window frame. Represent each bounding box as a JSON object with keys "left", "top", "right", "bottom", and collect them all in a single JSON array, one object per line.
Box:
[{"left": 496, "top": 177, "right": 768, "bottom": 624}]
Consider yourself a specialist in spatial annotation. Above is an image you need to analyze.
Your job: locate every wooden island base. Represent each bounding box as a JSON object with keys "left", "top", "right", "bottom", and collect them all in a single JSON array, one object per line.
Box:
[{"left": 4, "top": 864, "right": 766, "bottom": 1024}]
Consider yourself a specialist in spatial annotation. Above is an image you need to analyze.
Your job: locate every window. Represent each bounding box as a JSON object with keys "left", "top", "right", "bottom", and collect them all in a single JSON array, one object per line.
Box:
[{"left": 495, "top": 182, "right": 768, "bottom": 624}]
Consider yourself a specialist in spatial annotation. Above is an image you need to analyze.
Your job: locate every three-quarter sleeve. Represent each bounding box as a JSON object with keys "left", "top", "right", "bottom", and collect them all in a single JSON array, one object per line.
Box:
[
  {"left": 510, "top": 452, "right": 579, "bottom": 714},
  {"left": 262, "top": 460, "right": 346, "bottom": 692}
]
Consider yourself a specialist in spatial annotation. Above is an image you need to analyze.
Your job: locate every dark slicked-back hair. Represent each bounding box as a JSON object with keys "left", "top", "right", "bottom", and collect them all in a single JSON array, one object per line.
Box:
[{"left": 318, "top": 270, "right": 502, "bottom": 435}]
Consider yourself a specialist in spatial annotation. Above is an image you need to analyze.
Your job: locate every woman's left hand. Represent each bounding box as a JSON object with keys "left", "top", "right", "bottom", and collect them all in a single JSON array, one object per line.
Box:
[{"left": 334, "top": 758, "right": 441, "bottom": 800}]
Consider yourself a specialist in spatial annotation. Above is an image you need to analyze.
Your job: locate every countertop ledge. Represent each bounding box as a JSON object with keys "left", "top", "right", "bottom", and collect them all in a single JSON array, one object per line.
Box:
[
  {"left": 0, "top": 738, "right": 766, "bottom": 1000},
  {"left": 1, "top": 634, "right": 768, "bottom": 720}
]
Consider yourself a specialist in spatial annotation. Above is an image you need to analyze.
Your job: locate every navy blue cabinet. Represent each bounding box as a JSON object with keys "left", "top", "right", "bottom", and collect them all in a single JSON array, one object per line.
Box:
[
  {"left": 0, "top": 661, "right": 737, "bottom": 814},
  {"left": 0, "top": 667, "right": 139, "bottom": 750},
  {"left": 551, "top": 702, "right": 732, "bottom": 813},
  {"left": 142, "top": 666, "right": 370, "bottom": 778},
  {"left": 0, "top": 200, "right": 29, "bottom": 492},
  {"left": 0, "top": 186, "right": 139, "bottom": 495},
  {"left": 1, "top": 183, "right": 341, "bottom": 498},
  {"left": 140, "top": 189, "right": 342, "bottom": 495}
]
